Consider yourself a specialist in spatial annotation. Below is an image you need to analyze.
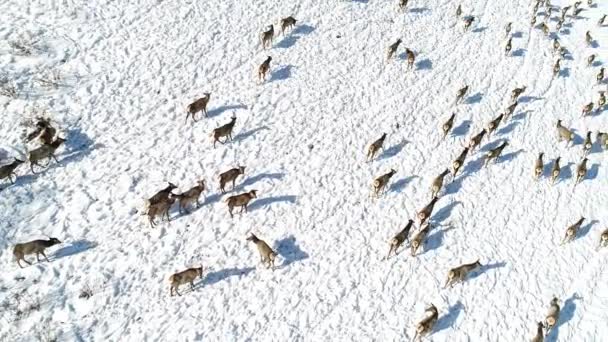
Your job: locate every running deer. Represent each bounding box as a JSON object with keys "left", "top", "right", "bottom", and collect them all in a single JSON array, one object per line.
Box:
[
  {"left": 505, "top": 101, "right": 518, "bottom": 119},
  {"left": 550, "top": 157, "right": 561, "bottom": 184},
  {"left": 505, "top": 37, "right": 512, "bottom": 56},
  {"left": 398, "top": 0, "right": 408, "bottom": 11},
  {"left": 531, "top": 321, "right": 544, "bottom": 342},
  {"left": 169, "top": 267, "right": 203, "bottom": 296},
  {"left": 574, "top": 158, "right": 588, "bottom": 186},
  {"left": 487, "top": 113, "right": 504, "bottom": 136},
  {"left": 386, "top": 219, "right": 414, "bottom": 259},
  {"left": 534, "top": 153, "right": 544, "bottom": 179},
  {"left": 280, "top": 16, "right": 297, "bottom": 35},
  {"left": 511, "top": 86, "right": 526, "bottom": 102},
  {"left": 468, "top": 129, "right": 486, "bottom": 151},
  {"left": 561, "top": 217, "right": 585, "bottom": 244},
  {"left": 587, "top": 54, "right": 596, "bottom": 67},
  {"left": 505, "top": 22, "right": 512, "bottom": 37},
  {"left": 28, "top": 137, "right": 66, "bottom": 173},
  {"left": 598, "top": 228, "right": 608, "bottom": 249},
  {"left": 451, "top": 147, "right": 469, "bottom": 178},
  {"left": 175, "top": 180, "right": 205, "bottom": 214},
  {"left": 598, "top": 91, "right": 606, "bottom": 109},
  {"left": 583, "top": 132, "right": 592, "bottom": 156},
  {"left": 258, "top": 56, "right": 272, "bottom": 82},
  {"left": 0, "top": 158, "right": 24, "bottom": 184},
  {"left": 413, "top": 304, "right": 438, "bottom": 341},
  {"left": 444, "top": 259, "right": 481, "bottom": 288},
  {"left": 261, "top": 25, "right": 274, "bottom": 49},
  {"left": 219, "top": 166, "right": 246, "bottom": 193},
  {"left": 597, "top": 67, "right": 605, "bottom": 84},
  {"left": 225, "top": 190, "right": 257, "bottom": 218},
  {"left": 212, "top": 116, "right": 237, "bottom": 148},
  {"left": 599, "top": 14, "right": 607, "bottom": 26},
  {"left": 185, "top": 93, "right": 211, "bottom": 123},
  {"left": 416, "top": 197, "right": 439, "bottom": 225},
  {"left": 387, "top": 39, "right": 402, "bottom": 61},
  {"left": 556, "top": 120, "right": 574, "bottom": 146},
  {"left": 586, "top": 31, "right": 593, "bottom": 47},
  {"left": 246, "top": 233, "right": 277, "bottom": 269},
  {"left": 431, "top": 169, "right": 450, "bottom": 198},
  {"left": 553, "top": 39, "right": 560, "bottom": 54},
  {"left": 456, "top": 85, "right": 469, "bottom": 104},
  {"left": 372, "top": 169, "right": 396, "bottom": 198},
  {"left": 485, "top": 141, "right": 508, "bottom": 167},
  {"left": 410, "top": 223, "right": 431, "bottom": 256},
  {"left": 545, "top": 297, "right": 560, "bottom": 332},
  {"left": 406, "top": 49, "right": 415, "bottom": 70},
  {"left": 148, "top": 195, "right": 176, "bottom": 228},
  {"left": 540, "top": 23, "right": 549, "bottom": 36},
  {"left": 367, "top": 133, "right": 387, "bottom": 161},
  {"left": 13, "top": 238, "right": 62, "bottom": 268},
  {"left": 442, "top": 113, "right": 456, "bottom": 138},
  {"left": 553, "top": 59, "right": 561, "bottom": 78},
  {"left": 582, "top": 102, "right": 594, "bottom": 117},
  {"left": 597, "top": 132, "right": 608, "bottom": 150}
]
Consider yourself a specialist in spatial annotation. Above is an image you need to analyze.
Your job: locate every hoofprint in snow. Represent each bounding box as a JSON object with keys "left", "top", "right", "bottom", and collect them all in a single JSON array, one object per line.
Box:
[{"left": 1, "top": 0, "right": 608, "bottom": 341}]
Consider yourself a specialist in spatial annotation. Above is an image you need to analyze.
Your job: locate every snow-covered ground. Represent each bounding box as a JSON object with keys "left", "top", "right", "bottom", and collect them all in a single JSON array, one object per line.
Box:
[{"left": 1, "top": 0, "right": 607, "bottom": 340}]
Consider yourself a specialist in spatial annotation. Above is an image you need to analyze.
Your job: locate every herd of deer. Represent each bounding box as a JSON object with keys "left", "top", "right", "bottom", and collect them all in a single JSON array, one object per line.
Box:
[{"left": 4, "top": 0, "right": 608, "bottom": 340}]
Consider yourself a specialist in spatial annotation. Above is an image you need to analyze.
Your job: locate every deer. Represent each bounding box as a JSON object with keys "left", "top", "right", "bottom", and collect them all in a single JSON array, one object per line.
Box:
[
  {"left": 531, "top": 321, "right": 544, "bottom": 342},
  {"left": 406, "top": 49, "right": 415, "bottom": 70},
  {"left": 534, "top": 153, "right": 544, "bottom": 179},
  {"left": 553, "top": 59, "right": 561, "bottom": 78},
  {"left": 280, "top": 16, "right": 297, "bottom": 35},
  {"left": 599, "top": 14, "right": 607, "bottom": 26},
  {"left": 431, "top": 169, "right": 450, "bottom": 198},
  {"left": 550, "top": 157, "right": 561, "bottom": 184},
  {"left": 13, "top": 238, "right": 62, "bottom": 268},
  {"left": 169, "top": 266, "right": 203, "bottom": 296},
  {"left": 540, "top": 22, "right": 550, "bottom": 36},
  {"left": 219, "top": 166, "right": 246, "bottom": 193},
  {"left": 583, "top": 132, "right": 593, "bottom": 156},
  {"left": 367, "top": 133, "right": 387, "bottom": 162},
  {"left": 561, "top": 217, "right": 585, "bottom": 244},
  {"left": 416, "top": 197, "right": 439, "bottom": 225},
  {"left": 26, "top": 117, "right": 56, "bottom": 145},
  {"left": 463, "top": 16, "right": 475, "bottom": 31},
  {"left": 0, "top": 158, "right": 25, "bottom": 184},
  {"left": 586, "top": 31, "right": 593, "bottom": 47},
  {"left": 148, "top": 195, "right": 176, "bottom": 228},
  {"left": 455, "top": 85, "right": 469, "bottom": 104},
  {"left": 413, "top": 304, "right": 438, "bottom": 341},
  {"left": 544, "top": 297, "right": 561, "bottom": 332},
  {"left": 587, "top": 54, "right": 596, "bottom": 67},
  {"left": 505, "top": 37, "right": 512, "bottom": 56},
  {"left": 372, "top": 169, "right": 396, "bottom": 198},
  {"left": 505, "top": 101, "right": 518, "bottom": 119},
  {"left": 246, "top": 233, "right": 277, "bottom": 269},
  {"left": 597, "top": 67, "right": 605, "bottom": 84},
  {"left": 386, "top": 219, "right": 414, "bottom": 259},
  {"left": 597, "top": 132, "right": 608, "bottom": 150},
  {"left": 148, "top": 182, "right": 178, "bottom": 207},
  {"left": 261, "top": 24, "right": 274, "bottom": 49},
  {"left": 185, "top": 93, "right": 211, "bottom": 123},
  {"left": 451, "top": 147, "right": 469, "bottom": 178},
  {"left": 582, "top": 102, "right": 594, "bottom": 117},
  {"left": 598, "top": 91, "right": 606, "bottom": 109},
  {"left": 505, "top": 22, "right": 512, "bottom": 37},
  {"left": 574, "top": 158, "right": 588, "bottom": 186},
  {"left": 258, "top": 56, "right": 272, "bottom": 83},
  {"left": 442, "top": 113, "right": 456, "bottom": 138},
  {"left": 386, "top": 39, "right": 402, "bottom": 61},
  {"left": 410, "top": 223, "right": 431, "bottom": 256},
  {"left": 444, "top": 259, "right": 482, "bottom": 288},
  {"left": 531, "top": 15, "right": 537, "bottom": 27},
  {"left": 212, "top": 116, "right": 237, "bottom": 148},
  {"left": 511, "top": 86, "right": 526, "bottom": 102},
  {"left": 398, "top": 0, "right": 408, "bottom": 11},
  {"left": 556, "top": 120, "right": 575, "bottom": 146},
  {"left": 485, "top": 141, "right": 508, "bottom": 167},
  {"left": 487, "top": 113, "right": 504, "bottom": 136},
  {"left": 468, "top": 129, "right": 486, "bottom": 151},
  {"left": 174, "top": 180, "right": 205, "bottom": 214},
  {"left": 456, "top": 5, "right": 462, "bottom": 18},
  {"left": 598, "top": 228, "right": 608, "bottom": 249},
  {"left": 225, "top": 190, "right": 257, "bottom": 218},
  {"left": 28, "top": 137, "right": 66, "bottom": 173}
]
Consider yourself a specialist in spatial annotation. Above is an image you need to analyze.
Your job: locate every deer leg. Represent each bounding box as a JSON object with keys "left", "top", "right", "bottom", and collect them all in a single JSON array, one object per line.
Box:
[
  {"left": 36, "top": 252, "right": 41, "bottom": 262},
  {"left": 41, "top": 251, "right": 50, "bottom": 262},
  {"left": 190, "top": 281, "right": 194, "bottom": 291},
  {"left": 9, "top": 173, "right": 15, "bottom": 184},
  {"left": 232, "top": 179, "right": 236, "bottom": 190}
]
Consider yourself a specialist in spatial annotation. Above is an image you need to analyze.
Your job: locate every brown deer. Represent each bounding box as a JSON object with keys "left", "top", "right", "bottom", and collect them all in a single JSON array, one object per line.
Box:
[
  {"left": 169, "top": 266, "right": 203, "bottom": 296},
  {"left": 212, "top": 116, "right": 237, "bottom": 148},
  {"left": 406, "top": 49, "right": 415, "bottom": 70},
  {"left": 148, "top": 196, "right": 176, "bottom": 228},
  {"left": 444, "top": 259, "right": 481, "bottom": 288},
  {"left": 28, "top": 137, "right": 66, "bottom": 173},
  {"left": 372, "top": 169, "right": 396, "bottom": 198},
  {"left": 386, "top": 39, "right": 402, "bottom": 61},
  {"left": 416, "top": 196, "right": 439, "bottom": 225},
  {"left": 26, "top": 117, "right": 56, "bottom": 145},
  {"left": 0, "top": 158, "right": 25, "bottom": 184},
  {"left": 174, "top": 180, "right": 205, "bottom": 214},
  {"left": 561, "top": 217, "right": 585, "bottom": 244},
  {"left": 442, "top": 113, "right": 456, "bottom": 138},
  {"left": 225, "top": 190, "right": 257, "bottom": 218},
  {"left": 280, "top": 16, "right": 297, "bottom": 35},
  {"left": 148, "top": 182, "right": 178, "bottom": 206},
  {"left": 13, "top": 238, "right": 62, "bottom": 268},
  {"left": 246, "top": 233, "right": 277, "bottom": 269},
  {"left": 219, "top": 166, "right": 246, "bottom": 193},
  {"left": 451, "top": 147, "right": 469, "bottom": 178},
  {"left": 258, "top": 56, "right": 272, "bottom": 82},
  {"left": 413, "top": 304, "right": 438, "bottom": 341},
  {"left": 386, "top": 219, "right": 414, "bottom": 259},
  {"left": 410, "top": 223, "right": 431, "bottom": 256},
  {"left": 185, "top": 93, "right": 211, "bottom": 123},
  {"left": 367, "top": 133, "right": 387, "bottom": 161},
  {"left": 261, "top": 25, "right": 274, "bottom": 49}
]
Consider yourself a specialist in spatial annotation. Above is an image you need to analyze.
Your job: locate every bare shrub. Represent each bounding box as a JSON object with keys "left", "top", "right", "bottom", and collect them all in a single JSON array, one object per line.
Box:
[
  {"left": 79, "top": 282, "right": 94, "bottom": 299},
  {"left": 36, "top": 69, "right": 62, "bottom": 89},
  {"left": 0, "top": 74, "right": 18, "bottom": 98}
]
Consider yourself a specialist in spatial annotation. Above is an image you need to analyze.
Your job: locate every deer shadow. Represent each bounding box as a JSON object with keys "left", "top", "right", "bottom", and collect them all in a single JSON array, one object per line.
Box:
[
  {"left": 379, "top": 140, "right": 407, "bottom": 160},
  {"left": 415, "top": 58, "right": 432, "bottom": 70},
  {"left": 424, "top": 225, "right": 457, "bottom": 253},
  {"left": 555, "top": 162, "right": 575, "bottom": 184},
  {"left": 585, "top": 163, "right": 600, "bottom": 181},
  {"left": 234, "top": 125, "right": 269, "bottom": 143},
  {"left": 577, "top": 220, "right": 599, "bottom": 240},
  {"left": 480, "top": 139, "right": 503, "bottom": 153},
  {"left": 589, "top": 41, "right": 599, "bottom": 49},
  {"left": 468, "top": 261, "right": 507, "bottom": 280},
  {"left": 545, "top": 294, "right": 582, "bottom": 342},
  {"left": 276, "top": 35, "right": 301, "bottom": 49},
  {"left": 292, "top": 24, "right": 316, "bottom": 35},
  {"left": 430, "top": 201, "right": 462, "bottom": 225},
  {"left": 202, "top": 267, "right": 255, "bottom": 286},
  {"left": 472, "top": 27, "right": 488, "bottom": 33},
  {"left": 462, "top": 156, "right": 485, "bottom": 177},
  {"left": 591, "top": 60, "right": 602, "bottom": 67},
  {"left": 451, "top": 120, "right": 472, "bottom": 137},
  {"left": 512, "top": 31, "right": 523, "bottom": 38},
  {"left": 410, "top": 7, "right": 430, "bottom": 14},
  {"left": 270, "top": 65, "right": 294, "bottom": 82},
  {"left": 434, "top": 301, "right": 464, "bottom": 333},
  {"left": 249, "top": 195, "right": 297, "bottom": 211},
  {"left": 497, "top": 121, "right": 520, "bottom": 135},
  {"left": 466, "top": 92, "right": 483, "bottom": 104},
  {"left": 519, "top": 96, "right": 543, "bottom": 104},
  {"left": 496, "top": 149, "right": 525, "bottom": 164},
  {"left": 235, "top": 173, "right": 285, "bottom": 192},
  {"left": 49, "top": 128, "right": 99, "bottom": 170},
  {"left": 389, "top": 175, "right": 417, "bottom": 193},
  {"left": 511, "top": 110, "right": 532, "bottom": 121},
  {"left": 558, "top": 68, "right": 570, "bottom": 78},
  {"left": 275, "top": 235, "right": 309, "bottom": 268},
  {"left": 51, "top": 240, "right": 97, "bottom": 260},
  {"left": 207, "top": 104, "right": 247, "bottom": 118},
  {"left": 512, "top": 48, "right": 526, "bottom": 57},
  {"left": 444, "top": 175, "right": 464, "bottom": 195}
]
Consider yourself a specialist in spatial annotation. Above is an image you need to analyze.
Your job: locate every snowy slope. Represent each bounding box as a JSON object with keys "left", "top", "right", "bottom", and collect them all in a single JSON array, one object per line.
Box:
[{"left": 1, "top": 0, "right": 607, "bottom": 341}]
